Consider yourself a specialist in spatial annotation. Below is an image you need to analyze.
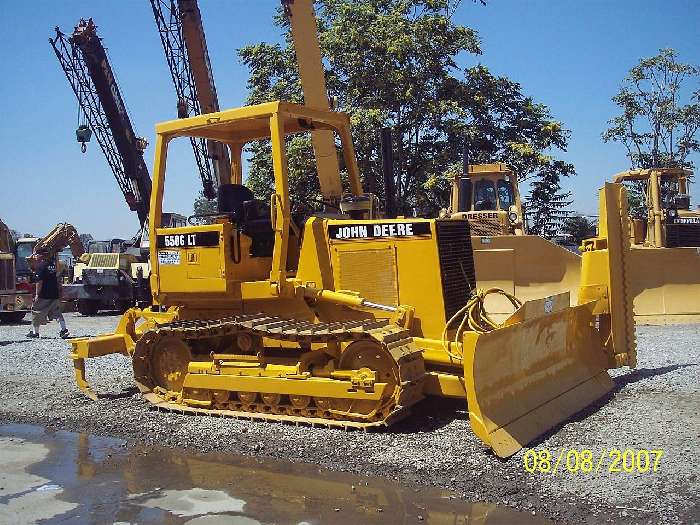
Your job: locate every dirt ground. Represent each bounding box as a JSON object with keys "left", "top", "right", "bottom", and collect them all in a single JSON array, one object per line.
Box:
[{"left": 1, "top": 313, "right": 698, "bottom": 525}]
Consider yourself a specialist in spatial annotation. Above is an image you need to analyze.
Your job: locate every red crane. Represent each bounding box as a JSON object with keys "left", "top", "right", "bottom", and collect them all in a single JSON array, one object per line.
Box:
[{"left": 50, "top": 19, "right": 152, "bottom": 228}]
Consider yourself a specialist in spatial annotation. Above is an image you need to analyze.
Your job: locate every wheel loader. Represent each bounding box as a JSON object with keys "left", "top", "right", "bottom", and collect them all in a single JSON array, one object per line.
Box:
[{"left": 70, "top": 101, "right": 636, "bottom": 458}]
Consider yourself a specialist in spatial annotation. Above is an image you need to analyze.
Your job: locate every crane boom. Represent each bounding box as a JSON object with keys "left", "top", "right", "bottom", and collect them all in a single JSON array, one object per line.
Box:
[
  {"left": 50, "top": 19, "right": 152, "bottom": 227},
  {"left": 149, "top": 0, "right": 230, "bottom": 196}
]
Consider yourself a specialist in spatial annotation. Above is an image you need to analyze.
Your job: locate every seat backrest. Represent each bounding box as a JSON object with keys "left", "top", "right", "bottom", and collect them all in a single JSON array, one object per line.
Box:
[{"left": 218, "top": 184, "right": 254, "bottom": 222}]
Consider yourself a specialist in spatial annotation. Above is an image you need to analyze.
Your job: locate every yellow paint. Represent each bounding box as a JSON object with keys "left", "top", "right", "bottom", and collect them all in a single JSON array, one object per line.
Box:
[{"left": 70, "top": 97, "right": 637, "bottom": 458}]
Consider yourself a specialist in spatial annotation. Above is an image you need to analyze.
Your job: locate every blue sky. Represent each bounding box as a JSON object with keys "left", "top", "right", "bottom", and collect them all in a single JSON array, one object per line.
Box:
[{"left": 1, "top": 0, "right": 698, "bottom": 239}]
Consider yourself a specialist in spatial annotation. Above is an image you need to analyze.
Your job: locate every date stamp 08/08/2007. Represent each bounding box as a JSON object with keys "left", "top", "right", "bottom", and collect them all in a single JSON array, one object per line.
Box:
[{"left": 523, "top": 448, "right": 664, "bottom": 475}]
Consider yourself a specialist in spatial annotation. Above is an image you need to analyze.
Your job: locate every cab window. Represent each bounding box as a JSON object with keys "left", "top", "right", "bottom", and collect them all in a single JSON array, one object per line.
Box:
[
  {"left": 497, "top": 179, "right": 516, "bottom": 209},
  {"left": 15, "top": 242, "right": 34, "bottom": 275},
  {"left": 473, "top": 180, "right": 497, "bottom": 211}
]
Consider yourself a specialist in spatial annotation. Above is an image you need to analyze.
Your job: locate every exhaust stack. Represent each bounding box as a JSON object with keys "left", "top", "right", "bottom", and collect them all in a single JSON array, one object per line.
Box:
[{"left": 381, "top": 127, "right": 397, "bottom": 219}]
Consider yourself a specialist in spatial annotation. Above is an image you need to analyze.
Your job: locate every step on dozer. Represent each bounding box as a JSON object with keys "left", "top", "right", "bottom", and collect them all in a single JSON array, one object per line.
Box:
[{"left": 69, "top": 102, "right": 635, "bottom": 457}]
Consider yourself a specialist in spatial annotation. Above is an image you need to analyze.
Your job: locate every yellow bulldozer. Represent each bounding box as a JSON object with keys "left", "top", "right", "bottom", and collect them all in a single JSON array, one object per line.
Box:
[
  {"left": 443, "top": 162, "right": 526, "bottom": 236},
  {"left": 70, "top": 101, "right": 636, "bottom": 458},
  {"left": 447, "top": 160, "right": 700, "bottom": 325},
  {"left": 443, "top": 161, "right": 583, "bottom": 320},
  {"left": 613, "top": 167, "right": 700, "bottom": 324}
]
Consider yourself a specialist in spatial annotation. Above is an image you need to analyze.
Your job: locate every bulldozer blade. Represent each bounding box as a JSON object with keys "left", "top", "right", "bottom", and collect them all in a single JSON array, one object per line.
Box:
[
  {"left": 463, "top": 295, "right": 613, "bottom": 458},
  {"left": 626, "top": 246, "right": 700, "bottom": 325},
  {"left": 472, "top": 235, "right": 583, "bottom": 323}
]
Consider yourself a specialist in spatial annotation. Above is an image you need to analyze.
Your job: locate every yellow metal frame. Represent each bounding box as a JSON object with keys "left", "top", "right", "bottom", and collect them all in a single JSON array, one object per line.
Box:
[{"left": 70, "top": 96, "right": 638, "bottom": 459}]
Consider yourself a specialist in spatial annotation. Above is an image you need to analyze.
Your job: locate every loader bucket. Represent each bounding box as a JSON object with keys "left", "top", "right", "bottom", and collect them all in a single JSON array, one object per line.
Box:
[{"left": 463, "top": 294, "right": 613, "bottom": 458}]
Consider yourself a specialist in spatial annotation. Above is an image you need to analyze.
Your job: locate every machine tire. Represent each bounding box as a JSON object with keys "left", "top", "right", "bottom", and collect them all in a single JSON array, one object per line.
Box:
[
  {"left": 77, "top": 299, "right": 99, "bottom": 316},
  {"left": 116, "top": 299, "right": 133, "bottom": 313},
  {"left": 0, "top": 311, "right": 27, "bottom": 324}
]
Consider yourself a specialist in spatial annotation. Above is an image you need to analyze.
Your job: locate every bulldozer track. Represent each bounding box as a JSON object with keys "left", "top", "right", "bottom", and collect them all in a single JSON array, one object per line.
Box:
[{"left": 133, "top": 313, "right": 426, "bottom": 430}]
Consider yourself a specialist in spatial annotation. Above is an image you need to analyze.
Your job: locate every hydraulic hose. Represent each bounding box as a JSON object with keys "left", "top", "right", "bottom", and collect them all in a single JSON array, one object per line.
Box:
[{"left": 441, "top": 288, "right": 523, "bottom": 361}]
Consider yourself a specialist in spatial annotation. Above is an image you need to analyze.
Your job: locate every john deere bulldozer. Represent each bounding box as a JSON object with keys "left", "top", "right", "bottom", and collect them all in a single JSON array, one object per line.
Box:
[
  {"left": 613, "top": 168, "right": 700, "bottom": 324},
  {"left": 444, "top": 161, "right": 583, "bottom": 319},
  {"left": 71, "top": 101, "right": 636, "bottom": 457}
]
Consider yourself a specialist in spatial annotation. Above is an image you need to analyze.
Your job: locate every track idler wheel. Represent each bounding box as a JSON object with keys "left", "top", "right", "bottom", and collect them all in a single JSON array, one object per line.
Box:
[
  {"left": 133, "top": 335, "right": 192, "bottom": 396},
  {"left": 329, "top": 340, "right": 400, "bottom": 420}
]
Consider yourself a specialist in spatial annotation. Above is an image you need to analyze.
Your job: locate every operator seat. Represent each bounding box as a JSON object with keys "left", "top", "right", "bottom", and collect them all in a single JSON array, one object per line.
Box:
[
  {"left": 218, "top": 184, "right": 254, "bottom": 222},
  {"left": 217, "top": 183, "right": 274, "bottom": 257}
]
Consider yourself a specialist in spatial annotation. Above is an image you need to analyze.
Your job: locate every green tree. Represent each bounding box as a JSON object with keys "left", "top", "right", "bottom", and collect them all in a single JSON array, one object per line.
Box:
[
  {"left": 193, "top": 190, "right": 218, "bottom": 215},
  {"left": 602, "top": 49, "right": 700, "bottom": 217},
  {"left": 240, "top": 0, "right": 574, "bottom": 231},
  {"left": 561, "top": 214, "right": 597, "bottom": 246}
]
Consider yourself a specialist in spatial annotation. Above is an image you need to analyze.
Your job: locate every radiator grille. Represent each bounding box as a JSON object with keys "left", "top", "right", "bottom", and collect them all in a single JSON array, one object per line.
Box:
[
  {"left": 666, "top": 224, "right": 700, "bottom": 247},
  {"left": 467, "top": 217, "right": 503, "bottom": 236},
  {"left": 0, "top": 257, "right": 15, "bottom": 292},
  {"left": 88, "top": 253, "right": 120, "bottom": 268},
  {"left": 436, "top": 220, "right": 476, "bottom": 319},
  {"left": 335, "top": 247, "right": 398, "bottom": 306}
]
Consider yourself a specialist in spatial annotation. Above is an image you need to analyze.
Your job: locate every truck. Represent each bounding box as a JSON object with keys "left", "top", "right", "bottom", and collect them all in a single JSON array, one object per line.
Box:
[{"left": 0, "top": 219, "right": 31, "bottom": 323}]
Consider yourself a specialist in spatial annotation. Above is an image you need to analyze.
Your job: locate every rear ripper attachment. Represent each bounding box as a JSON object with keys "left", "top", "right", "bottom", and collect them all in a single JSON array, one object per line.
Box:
[{"left": 132, "top": 314, "right": 426, "bottom": 429}]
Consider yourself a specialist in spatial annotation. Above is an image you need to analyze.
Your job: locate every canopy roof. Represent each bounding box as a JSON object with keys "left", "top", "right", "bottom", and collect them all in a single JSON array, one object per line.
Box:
[
  {"left": 612, "top": 168, "right": 692, "bottom": 183},
  {"left": 155, "top": 101, "right": 350, "bottom": 144}
]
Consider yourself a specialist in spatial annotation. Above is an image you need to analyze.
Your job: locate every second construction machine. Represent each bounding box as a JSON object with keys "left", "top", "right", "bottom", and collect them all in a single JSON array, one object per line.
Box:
[
  {"left": 72, "top": 101, "right": 636, "bottom": 457},
  {"left": 613, "top": 168, "right": 700, "bottom": 324},
  {"left": 0, "top": 219, "right": 31, "bottom": 323},
  {"left": 445, "top": 161, "right": 582, "bottom": 319}
]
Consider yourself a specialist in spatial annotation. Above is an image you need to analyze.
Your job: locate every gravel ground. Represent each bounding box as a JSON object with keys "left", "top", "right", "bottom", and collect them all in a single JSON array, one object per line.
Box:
[{"left": 1, "top": 313, "right": 698, "bottom": 525}]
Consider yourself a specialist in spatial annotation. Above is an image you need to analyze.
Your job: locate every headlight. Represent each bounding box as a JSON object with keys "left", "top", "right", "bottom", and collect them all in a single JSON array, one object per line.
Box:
[
  {"left": 667, "top": 209, "right": 677, "bottom": 218},
  {"left": 508, "top": 212, "right": 519, "bottom": 223}
]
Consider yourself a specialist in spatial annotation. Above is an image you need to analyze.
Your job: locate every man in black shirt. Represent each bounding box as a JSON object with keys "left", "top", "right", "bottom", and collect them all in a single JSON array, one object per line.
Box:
[{"left": 27, "top": 248, "right": 69, "bottom": 339}]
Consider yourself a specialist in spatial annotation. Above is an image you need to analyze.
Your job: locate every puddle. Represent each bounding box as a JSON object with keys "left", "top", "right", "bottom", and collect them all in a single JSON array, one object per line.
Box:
[{"left": 0, "top": 423, "right": 551, "bottom": 524}]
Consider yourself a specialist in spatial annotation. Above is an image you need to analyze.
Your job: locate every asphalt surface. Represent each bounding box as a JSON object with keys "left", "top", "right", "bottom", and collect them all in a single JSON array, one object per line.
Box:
[{"left": 0, "top": 313, "right": 698, "bottom": 525}]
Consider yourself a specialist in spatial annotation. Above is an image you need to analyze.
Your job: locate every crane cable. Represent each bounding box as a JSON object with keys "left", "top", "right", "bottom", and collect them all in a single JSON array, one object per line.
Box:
[{"left": 441, "top": 288, "right": 523, "bottom": 361}]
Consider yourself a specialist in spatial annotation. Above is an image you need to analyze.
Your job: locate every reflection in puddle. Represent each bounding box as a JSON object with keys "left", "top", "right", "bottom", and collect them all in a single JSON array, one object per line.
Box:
[
  {"left": 0, "top": 424, "right": 551, "bottom": 525},
  {"left": 136, "top": 488, "right": 246, "bottom": 517}
]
